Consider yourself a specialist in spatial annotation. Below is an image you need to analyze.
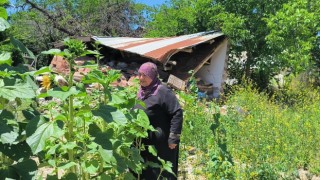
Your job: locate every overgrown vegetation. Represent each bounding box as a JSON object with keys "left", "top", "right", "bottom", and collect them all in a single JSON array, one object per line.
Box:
[
  {"left": 178, "top": 80, "right": 320, "bottom": 179},
  {"left": 0, "top": 37, "right": 176, "bottom": 179},
  {"left": 2, "top": 0, "right": 320, "bottom": 179}
]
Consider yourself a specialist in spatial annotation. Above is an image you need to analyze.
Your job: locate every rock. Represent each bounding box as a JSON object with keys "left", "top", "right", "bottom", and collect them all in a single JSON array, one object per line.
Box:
[{"left": 50, "top": 56, "right": 69, "bottom": 74}]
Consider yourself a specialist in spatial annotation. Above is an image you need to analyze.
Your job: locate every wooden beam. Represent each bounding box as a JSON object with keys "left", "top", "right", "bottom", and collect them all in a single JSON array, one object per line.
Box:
[{"left": 193, "top": 40, "right": 225, "bottom": 74}]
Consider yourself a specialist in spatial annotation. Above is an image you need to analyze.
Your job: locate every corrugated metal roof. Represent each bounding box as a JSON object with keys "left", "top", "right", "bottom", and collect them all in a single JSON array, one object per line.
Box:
[{"left": 92, "top": 31, "right": 224, "bottom": 64}]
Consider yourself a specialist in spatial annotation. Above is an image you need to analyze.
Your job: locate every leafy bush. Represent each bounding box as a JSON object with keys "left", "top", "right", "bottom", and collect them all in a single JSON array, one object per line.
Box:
[{"left": 0, "top": 38, "right": 176, "bottom": 179}]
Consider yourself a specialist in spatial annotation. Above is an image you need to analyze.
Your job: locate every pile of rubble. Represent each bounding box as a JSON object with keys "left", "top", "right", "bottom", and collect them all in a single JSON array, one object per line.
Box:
[
  {"left": 50, "top": 55, "right": 140, "bottom": 87},
  {"left": 49, "top": 55, "right": 217, "bottom": 98}
]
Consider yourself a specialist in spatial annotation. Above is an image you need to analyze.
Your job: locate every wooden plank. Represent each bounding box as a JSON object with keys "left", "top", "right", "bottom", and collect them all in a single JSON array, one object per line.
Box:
[{"left": 167, "top": 74, "right": 186, "bottom": 90}]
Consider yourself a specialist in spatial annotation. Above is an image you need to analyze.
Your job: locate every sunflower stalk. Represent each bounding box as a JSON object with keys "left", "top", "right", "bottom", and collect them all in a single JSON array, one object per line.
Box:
[{"left": 66, "top": 56, "right": 76, "bottom": 173}]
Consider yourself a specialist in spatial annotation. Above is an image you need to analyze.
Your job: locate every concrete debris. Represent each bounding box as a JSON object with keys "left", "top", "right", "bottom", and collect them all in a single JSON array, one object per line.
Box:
[
  {"left": 54, "top": 75, "right": 68, "bottom": 87},
  {"left": 49, "top": 54, "right": 223, "bottom": 95},
  {"left": 50, "top": 55, "right": 140, "bottom": 88}
]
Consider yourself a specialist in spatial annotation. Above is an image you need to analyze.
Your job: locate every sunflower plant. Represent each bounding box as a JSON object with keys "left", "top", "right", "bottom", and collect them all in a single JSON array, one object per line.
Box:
[
  {"left": 0, "top": 37, "right": 156, "bottom": 179},
  {"left": 40, "top": 74, "right": 52, "bottom": 90},
  {"left": 27, "top": 38, "right": 155, "bottom": 179}
]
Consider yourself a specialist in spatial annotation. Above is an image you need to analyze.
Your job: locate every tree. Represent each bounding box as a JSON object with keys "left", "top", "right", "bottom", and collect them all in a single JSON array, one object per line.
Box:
[
  {"left": 265, "top": 0, "right": 320, "bottom": 81},
  {"left": 145, "top": 0, "right": 320, "bottom": 88},
  {"left": 144, "top": 0, "right": 196, "bottom": 37},
  {"left": 8, "top": 0, "right": 149, "bottom": 66},
  {"left": 0, "top": 0, "right": 36, "bottom": 66},
  {"left": 145, "top": 0, "right": 299, "bottom": 89}
]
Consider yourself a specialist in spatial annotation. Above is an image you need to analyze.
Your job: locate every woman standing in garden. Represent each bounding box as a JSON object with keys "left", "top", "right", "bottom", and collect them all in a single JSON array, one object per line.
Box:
[{"left": 136, "top": 62, "right": 183, "bottom": 180}]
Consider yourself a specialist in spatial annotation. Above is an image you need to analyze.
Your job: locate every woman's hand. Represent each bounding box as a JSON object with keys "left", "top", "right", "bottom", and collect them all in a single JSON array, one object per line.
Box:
[{"left": 168, "top": 144, "right": 177, "bottom": 149}]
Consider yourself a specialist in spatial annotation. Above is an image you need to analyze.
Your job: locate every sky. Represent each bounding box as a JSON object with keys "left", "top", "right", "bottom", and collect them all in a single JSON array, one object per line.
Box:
[
  {"left": 6, "top": 0, "right": 168, "bottom": 15},
  {"left": 134, "top": 0, "right": 167, "bottom": 6}
]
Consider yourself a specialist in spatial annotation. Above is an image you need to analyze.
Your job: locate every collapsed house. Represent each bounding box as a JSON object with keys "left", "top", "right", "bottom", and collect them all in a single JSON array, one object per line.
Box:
[{"left": 51, "top": 31, "right": 229, "bottom": 98}]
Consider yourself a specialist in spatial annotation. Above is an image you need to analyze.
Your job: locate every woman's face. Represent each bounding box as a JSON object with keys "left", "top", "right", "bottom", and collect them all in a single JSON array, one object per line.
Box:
[{"left": 138, "top": 72, "right": 152, "bottom": 87}]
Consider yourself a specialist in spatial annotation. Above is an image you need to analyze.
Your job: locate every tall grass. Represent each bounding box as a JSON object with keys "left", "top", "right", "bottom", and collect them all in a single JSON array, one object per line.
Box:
[
  {"left": 178, "top": 81, "right": 320, "bottom": 179},
  {"left": 223, "top": 83, "right": 320, "bottom": 178}
]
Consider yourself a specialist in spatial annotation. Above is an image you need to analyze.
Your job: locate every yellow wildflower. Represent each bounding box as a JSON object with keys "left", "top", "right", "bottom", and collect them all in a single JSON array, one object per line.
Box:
[{"left": 41, "top": 75, "right": 51, "bottom": 90}]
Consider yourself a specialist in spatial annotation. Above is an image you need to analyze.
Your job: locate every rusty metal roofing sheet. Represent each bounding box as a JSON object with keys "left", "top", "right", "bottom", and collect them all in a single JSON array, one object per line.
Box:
[{"left": 92, "top": 31, "right": 223, "bottom": 64}]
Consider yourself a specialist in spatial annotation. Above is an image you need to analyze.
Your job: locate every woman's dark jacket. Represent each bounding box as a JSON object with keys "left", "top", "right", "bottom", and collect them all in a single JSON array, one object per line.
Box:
[{"left": 139, "top": 84, "right": 183, "bottom": 180}]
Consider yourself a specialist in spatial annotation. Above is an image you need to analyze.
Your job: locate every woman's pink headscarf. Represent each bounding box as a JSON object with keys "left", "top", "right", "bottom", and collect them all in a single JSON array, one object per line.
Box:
[{"left": 137, "top": 62, "right": 161, "bottom": 100}]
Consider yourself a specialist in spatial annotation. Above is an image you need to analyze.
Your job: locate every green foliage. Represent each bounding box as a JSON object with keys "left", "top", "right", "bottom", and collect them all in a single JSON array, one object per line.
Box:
[
  {"left": 206, "top": 106, "right": 235, "bottom": 179},
  {"left": 0, "top": 2, "right": 35, "bottom": 66},
  {"left": 0, "top": 65, "right": 39, "bottom": 177},
  {"left": 82, "top": 69, "right": 122, "bottom": 104},
  {"left": 33, "top": 41, "right": 158, "bottom": 178},
  {"left": 145, "top": 0, "right": 196, "bottom": 37},
  {"left": 10, "top": 36, "right": 36, "bottom": 60},
  {"left": 0, "top": 43, "right": 26, "bottom": 66},
  {"left": 270, "top": 73, "right": 320, "bottom": 106},
  {"left": 178, "top": 79, "right": 320, "bottom": 178},
  {"left": 0, "top": 2, "right": 12, "bottom": 65},
  {"left": 145, "top": 0, "right": 247, "bottom": 38},
  {"left": 186, "top": 70, "right": 198, "bottom": 94},
  {"left": 0, "top": 17, "right": 9, "bottom": 31},
  {"left": 178, "top": 91, "right": 235, "bottom": 179},
  {"left": 0, "top": 0, "right": 9, "bottom": 6},
  {"left": 0, "top": 51, "right": 11, "bottom": 65},
  {"left": 223, "top": 83, "right": 320, "bottom": 178},
  {"left": 177, "top": 91, "right": 211, "bottom": 150},
  {"left": 145, "top": 0, "right": 320, "bottom": 90},
  {"left": 9, "top": 0, "right": 148, "bottom": 67},
  {"left": 2, "top": 0, "right": 320, "bottom": 178},
  {"left": 265, "top": 0, "right": 320, "bottom": 74},
  {"left": 0, "top": 78, "right": 36, "bottom": 100},
  {"left": 0, "top": 36, "right": 173, "bottom": 179}
]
